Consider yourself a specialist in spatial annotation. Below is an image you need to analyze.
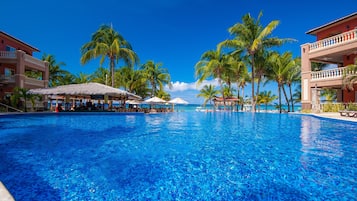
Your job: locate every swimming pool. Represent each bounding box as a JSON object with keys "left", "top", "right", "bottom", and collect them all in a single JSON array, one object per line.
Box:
[{"left": 0, "top": 112, "right": 356, "bottom": 200}]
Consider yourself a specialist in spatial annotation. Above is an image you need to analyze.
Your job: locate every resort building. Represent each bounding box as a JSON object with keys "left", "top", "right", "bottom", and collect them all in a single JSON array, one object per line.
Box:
[
  {"left": 0, "top": 31, "right": 49, "bottom": 103},
  {"left": 301, "top": 12, "right": 357, "bottom": 112}
]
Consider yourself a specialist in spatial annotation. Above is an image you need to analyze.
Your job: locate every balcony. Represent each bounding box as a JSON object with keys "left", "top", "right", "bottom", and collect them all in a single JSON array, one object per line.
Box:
[
  {"left": 0, "top": 75, "right": 15, "bottom": 84},
  {"left": 0, "top": 50, "right": 47, "bottom": 71},
  {"left": 309, "top": 29, "right": 357, "bottom": 52},
  {"left": 24, "top": 77, "right": 47, "bottom": 88}
]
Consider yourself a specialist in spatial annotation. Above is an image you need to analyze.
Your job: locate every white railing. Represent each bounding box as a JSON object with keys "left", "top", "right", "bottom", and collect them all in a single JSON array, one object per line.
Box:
[
  {"left": 311, "top": 67, "right": 346, "bottom": 80},
  {"left": 309, "top": 29, "right": 357, "bottom": 52},
  {"left": 0, "top": 51, "right": 16, "bottom": 58},
  {"left": 24, "top": 54, "right": 46, "bottom": 68}
]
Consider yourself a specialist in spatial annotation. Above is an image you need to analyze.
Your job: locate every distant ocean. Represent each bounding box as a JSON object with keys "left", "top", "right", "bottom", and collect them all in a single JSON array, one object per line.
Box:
[{"left": 170, "top": 104, "right": 301, "bottom": 112}]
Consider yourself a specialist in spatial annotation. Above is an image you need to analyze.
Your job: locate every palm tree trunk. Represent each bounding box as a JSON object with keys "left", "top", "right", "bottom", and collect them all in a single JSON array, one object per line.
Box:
[
  {"left": 251, "top": 54, "right": 255, "bottom": 112},
  {"left": 278, "top": 85, "right": 282, "bottom": 113},
  {"left": 219, "top": 78, "right": 226, "bottom": 111},
  {"left": 288, "top": 83, "right": 295, "bottom": 112},
  {"left": 110, "top": 59, "right": 115, "bottom": 87},
  {"left": 282, "top": 84, "right": 290, "bottom": 112}
]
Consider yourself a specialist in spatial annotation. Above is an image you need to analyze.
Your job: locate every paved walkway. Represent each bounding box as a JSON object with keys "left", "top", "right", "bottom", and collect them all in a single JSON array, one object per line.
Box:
[{"left": 310, "top": 112, "right": 357, "bottom": 122}]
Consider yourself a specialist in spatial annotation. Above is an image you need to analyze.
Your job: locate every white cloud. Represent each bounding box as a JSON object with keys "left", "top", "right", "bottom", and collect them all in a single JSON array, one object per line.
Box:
[{"left": 165, "top": 79, "right": 219, "bottom": 92}]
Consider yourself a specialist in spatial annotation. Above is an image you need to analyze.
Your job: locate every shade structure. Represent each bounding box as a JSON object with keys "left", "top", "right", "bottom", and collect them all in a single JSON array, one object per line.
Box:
[
  {"left": 29, "top": 82, "right": 142, "bottom": 100},
  {"left": 168, "top": 97, "right": 189, "bottom": 104},
  {"left": 143, "top": 96, "right": 167, "bottom": 104}
]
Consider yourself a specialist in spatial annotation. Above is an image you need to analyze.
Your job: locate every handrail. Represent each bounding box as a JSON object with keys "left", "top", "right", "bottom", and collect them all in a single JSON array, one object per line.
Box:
[
  {"left": 0, "top": 102, "right": 23, "bottom": 112},
  {"left": 309, "top": 29, "right": 357, "bottom": 52},
  {"left": 311, "top": 66, "right": 355, "bottom": 80}
]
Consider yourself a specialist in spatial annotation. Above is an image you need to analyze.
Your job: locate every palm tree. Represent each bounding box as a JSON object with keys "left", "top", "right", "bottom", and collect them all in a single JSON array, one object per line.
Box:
[
  {"left": 42, "top": 53, "right": 69, "bottom": 87},
  {"left": 342, "top": 61, "right": 357, "bottom": 90},
  {"left": 257, "top": 90, "right": 277, "bottom": 111},
  {"left": 80, "top": 25, "right": 139, "bottom": 87},
  {"left": 117, "top": 66, "right": 149, "bottom": 96},
  {"left": 267, "top": 52, "right": 295, "bottom": 113},
  {"left": 195, "top": 46, "right": 230, "bottom": 109},
  {"left": 221, "top": 11, "right": 288, "bottom": 112},
  {"left": 196, "top": 84, "right": 219, "bottom": 107},
  {"left": 90, "top": 67, "right": 110, "bottom": 85},
  {"left": 74, "top": 72, "right": 91, "bottom": 84},
  {"left": 141, "top": 60, "right": 172, "bottom": 97},
  {"left": 285, "top": 58, "right": 301, "bottom": 112},
  {"left": 320, "top": 89, "right": 337, "bottom": 103},
  {"left": 10, "top": 87, "right": 37, "bottom": 112}
]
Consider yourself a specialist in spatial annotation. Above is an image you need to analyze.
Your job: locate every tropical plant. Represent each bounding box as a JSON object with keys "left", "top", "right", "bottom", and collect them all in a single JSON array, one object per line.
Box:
[
  {"left": 90, "top": 67, "right": 110, "bottom": 85},
  {"left": 221, "top": 11, "right": 289, "bottom": 112},
  {"left": 285, "top": 57, "right": 301, "bottom": 112},
  {"left": 195, "top": 46, "right": 231, "bottom": 108},
  {"left": 10, "top": 87, "right": 37, "bottom": 112},
  {"left": 42, "top": 53, "right": 70, "bottom": 87},
  {"left": 196, "top": 84, "right": 219, "bottom": 107},
  {"left": 257, "top": 90, "right": 277, "bottom": 111},
  {"left": 80, "top": 25, "right": 139, "bottom": 87},
  {"left": 342, "top": 61, "right": 357, "bottom": 90},
  {"left": 320, "top": 89, "right": 337, "bottom": 103},
  {"left": 141, "top": 60, "right": 172, "bottom": 97},
  {"left": 267, "top": 52, "right": 295, "bottom": 113},
  {"left": 74, "top": 72, "right": 91, "bottom": 84}
]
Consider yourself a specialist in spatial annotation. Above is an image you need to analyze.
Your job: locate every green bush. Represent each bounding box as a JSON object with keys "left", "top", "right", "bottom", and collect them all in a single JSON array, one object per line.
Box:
[{"left": 322, "top": 103, "right": 344, "bottom": 112}]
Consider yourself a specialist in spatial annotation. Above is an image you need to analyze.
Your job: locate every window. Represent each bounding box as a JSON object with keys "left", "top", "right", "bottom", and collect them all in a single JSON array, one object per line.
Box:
[
  {"left": 4, "top": 68, "right": 14, "bottom": 78},
  {"left": 5, "top": 46, "right": 16, "bottom": 52}
]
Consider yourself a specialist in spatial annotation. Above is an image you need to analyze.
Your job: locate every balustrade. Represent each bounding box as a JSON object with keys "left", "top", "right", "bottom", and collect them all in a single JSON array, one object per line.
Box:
[
  {"left": 309, "top": 29, "right": 357, "bottom": 52},
  {"left": 311, "top": 67, "right": 350, "bottom": 80}
]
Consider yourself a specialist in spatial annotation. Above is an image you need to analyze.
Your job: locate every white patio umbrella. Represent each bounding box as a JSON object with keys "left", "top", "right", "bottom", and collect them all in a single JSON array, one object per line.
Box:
[
  {"left": 168, "top": 97, "right": 189, "bottom": 104},
  {"left": 144, "top": 96, "right": 167, "bottom": 104},
  {"left": 168, "top": 97, "right": 189, "bottom": 111}
]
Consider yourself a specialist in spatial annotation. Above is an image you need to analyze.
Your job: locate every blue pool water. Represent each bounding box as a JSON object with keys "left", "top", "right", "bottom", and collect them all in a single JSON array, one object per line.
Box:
[{"left": 0, "top": 112, "right": 356, "bottom": 200}]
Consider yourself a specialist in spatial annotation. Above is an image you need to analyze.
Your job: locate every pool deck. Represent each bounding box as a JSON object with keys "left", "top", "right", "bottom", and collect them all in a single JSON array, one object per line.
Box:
[
  {"left": 0, "top": 182, "right": 15, "bottom": 201},
  {"left": 310, "top": 112, "right": 357, "bottom": 122}
]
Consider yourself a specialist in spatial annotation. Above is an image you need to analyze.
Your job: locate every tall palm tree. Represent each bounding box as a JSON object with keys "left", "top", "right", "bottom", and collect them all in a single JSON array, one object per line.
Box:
[
  {"left": 42, "top": 53, "right": 69, "bottom": 87},
  {"left": 141, "top": 60, "right": 172, "bottom": 97},
  {"left": 80, "top": 25, "right": 139, "bottom": 87},
  {"left": 195, "top": 46, "right": 230, "bottom": 109},
  {"left": 267, "top": 52, "right": 295, "bottom": 113},
  {"left": 285, "top": 58, "right": 301, "bottom": 112},
  {"left": 221, "top": 11, "right": 288, "bottom": 112},
  {"left": 196, "top": 84, "right": 219, "bottom": 107}
]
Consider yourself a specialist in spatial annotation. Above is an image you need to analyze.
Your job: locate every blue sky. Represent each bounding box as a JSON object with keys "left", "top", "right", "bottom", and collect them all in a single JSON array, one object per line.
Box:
[{"left": 1, "top": 0, "right": 356, "bottom": 104}]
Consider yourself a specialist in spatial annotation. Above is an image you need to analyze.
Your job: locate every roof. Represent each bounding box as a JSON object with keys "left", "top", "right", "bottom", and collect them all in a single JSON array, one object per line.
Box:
[
  {"left": 0, "top": 31, "right": 40, "bottom": 52},
  {"left": 28, "top": 82, "right": 142, "bottom": 100},
  {"left": 306, "top": 12, "right": 357, "bottom": 35}
]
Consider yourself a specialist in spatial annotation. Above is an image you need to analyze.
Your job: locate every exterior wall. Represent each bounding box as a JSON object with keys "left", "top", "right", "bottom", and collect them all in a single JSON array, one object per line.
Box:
[
  {"left": 301, "top": 44, "right": 312, "bottom": 110},
  {"left": 301, "top": 14, "right": 357, "bottom": 111},
  {"left": 0, "top": 33, "right": 48, "bottom": 102},
  {"left": 316, "top": 20, "right": 357, "bottom": 40},
  {"left": 0, "top": 34, "right": 34, "bottom": 55}
]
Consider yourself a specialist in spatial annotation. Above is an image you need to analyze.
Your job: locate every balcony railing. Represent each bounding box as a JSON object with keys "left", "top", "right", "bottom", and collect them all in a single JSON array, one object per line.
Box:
[
  {"left": 0, "top": 51, "right": 16, "bottom": 58},
  {"left": 24, "top": 54, "right": 46, "bottom": 68},
  {"left": 0, "top": 75, "right": 15, "bottom": 83},
  {"left": 309, "top": 29, "right": 357, "bottom": 52},
  {"left": 24, "top": 77, "right": 46, "bottom": 87}
]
